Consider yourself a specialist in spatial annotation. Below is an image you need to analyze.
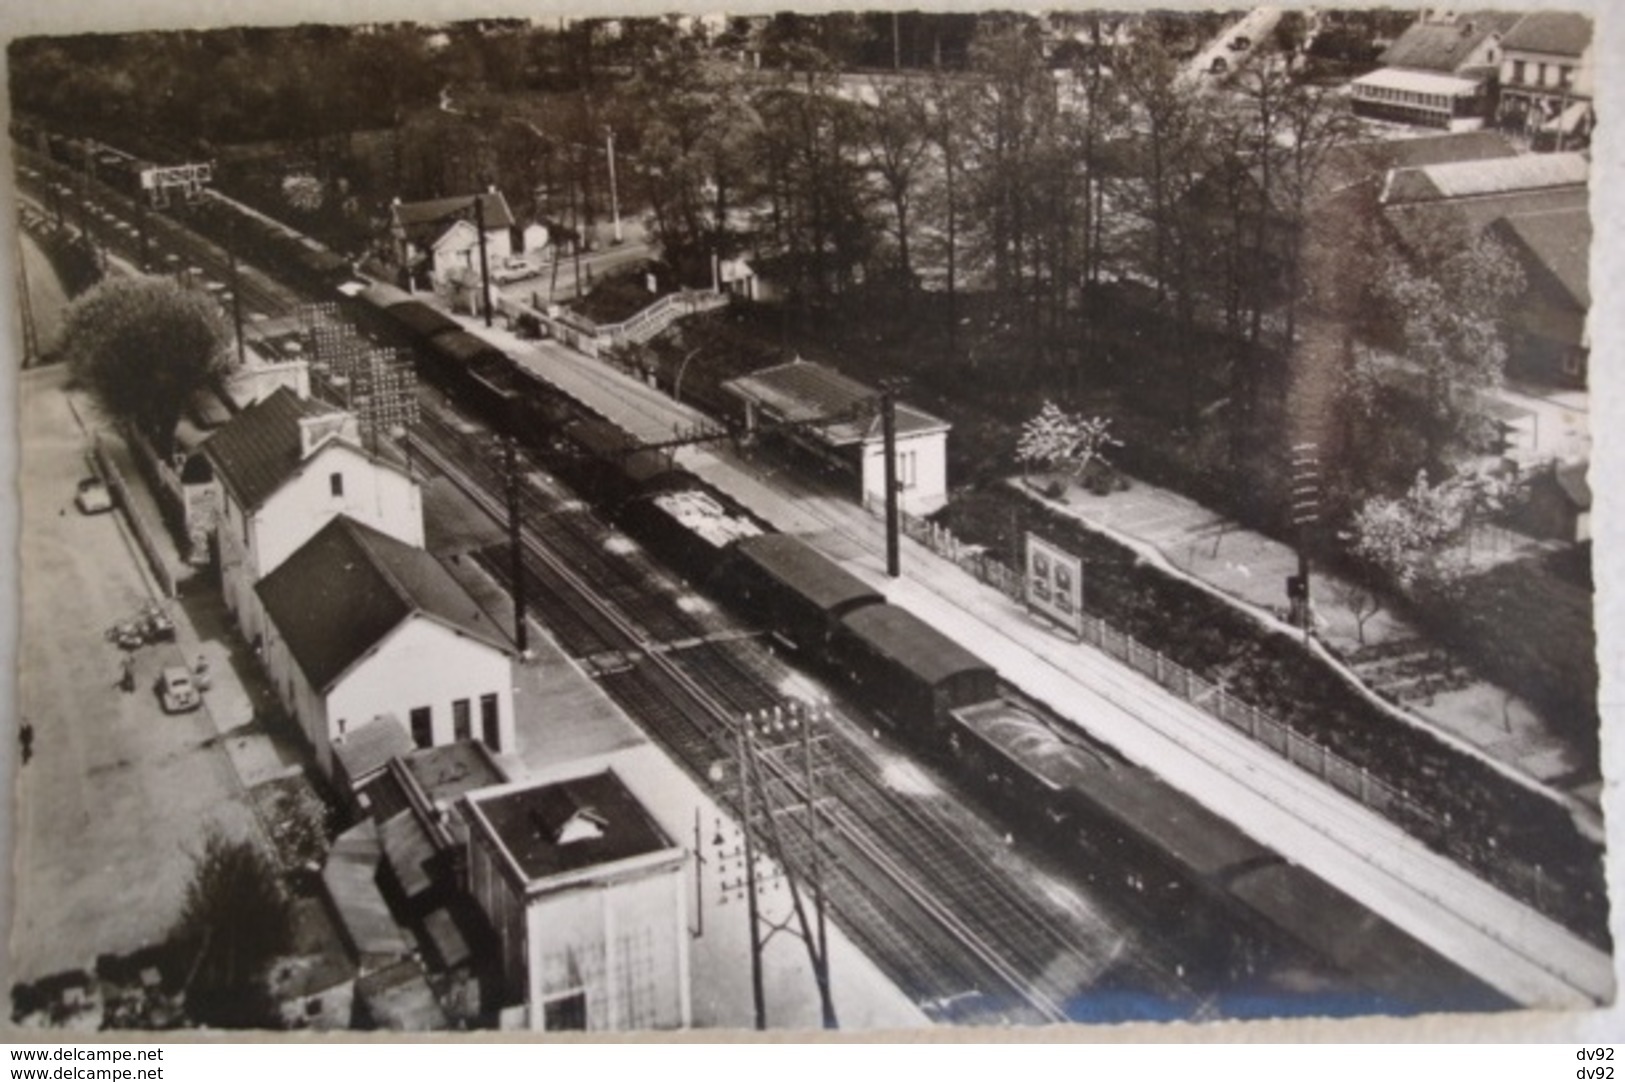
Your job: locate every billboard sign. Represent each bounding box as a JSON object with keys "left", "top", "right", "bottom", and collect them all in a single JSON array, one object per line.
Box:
[{"left": 1025, "top": 533, "right": 1083, "bottom": 637}]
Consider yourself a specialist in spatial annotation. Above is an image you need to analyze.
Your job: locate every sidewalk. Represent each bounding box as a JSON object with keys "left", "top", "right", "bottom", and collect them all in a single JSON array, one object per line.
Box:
[{"left": 452, "top": 309, "right": 1613, "bottom": 1010}]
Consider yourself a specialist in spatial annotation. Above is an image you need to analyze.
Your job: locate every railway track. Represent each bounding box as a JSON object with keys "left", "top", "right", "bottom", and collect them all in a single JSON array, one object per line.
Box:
[{"left": 407, "top": 420, "right": 1102, "bottom": 1024}]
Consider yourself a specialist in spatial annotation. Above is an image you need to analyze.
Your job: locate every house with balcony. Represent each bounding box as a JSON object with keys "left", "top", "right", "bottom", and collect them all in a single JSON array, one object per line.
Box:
[
  {"left": 255, "top": 515, "right": 517, "bottom": 778},
  {"left": 1495, "top": 11, "right": 1594, "bottom": 143},
  {"left": 198, "top": 387, "right": 424, "bottom": 649}
]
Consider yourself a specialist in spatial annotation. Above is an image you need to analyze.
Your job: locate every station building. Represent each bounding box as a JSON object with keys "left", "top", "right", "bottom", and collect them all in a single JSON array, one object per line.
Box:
[
  {"left": 255, "top": 515, "right": 517, "bottom": 777},
  {"left": 199, "top": 386, "right": 423, "bottom": 648},
  {"left": 723, "top": 358, "right": 951, "bottom": 516}
]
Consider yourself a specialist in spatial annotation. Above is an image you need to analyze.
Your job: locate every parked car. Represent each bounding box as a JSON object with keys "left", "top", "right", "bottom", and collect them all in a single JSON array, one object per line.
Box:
[
  {"left": 492, "top": 254, "right": 545, "bottom": 284},
  {"left": 1230, "top": 35, "right": 1251, "bottom": 51},
  {"left": 140, "top": 603, "right": 176, "bottom": 643},
  {"left": 75, "top": 476, "right": 114, "bottom": 514},
  {"left": 1210, "top": 55, "right": 1230, "bottom": 74},
  {"left": 156, "top": 666, "right": 201, "bottom": 713}
]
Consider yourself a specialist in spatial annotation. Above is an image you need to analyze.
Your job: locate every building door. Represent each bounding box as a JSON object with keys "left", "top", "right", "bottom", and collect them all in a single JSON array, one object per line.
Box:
[
  {"left": 480, "top": 694, "right": 500, "bottom": 751},
  {"left": 409, "top": 706, "right": 432, "bottom": 748}
]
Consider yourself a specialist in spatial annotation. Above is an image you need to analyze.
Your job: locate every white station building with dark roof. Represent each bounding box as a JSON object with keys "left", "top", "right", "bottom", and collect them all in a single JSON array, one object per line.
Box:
[
  {"left": 255, "top": 515, "right": 517, "bottom": 776},
  {"left": 199, "top": 386, "right": 424, "bottom": 648},
  {"left": 389, "top": 189, "right": 517, "bottom": 295},
  {"left": 723, "top": 358, "right": 952, "bottom": 516},
  {"left": 461, "top": 769, "right": 690, "bottom": 1032}
]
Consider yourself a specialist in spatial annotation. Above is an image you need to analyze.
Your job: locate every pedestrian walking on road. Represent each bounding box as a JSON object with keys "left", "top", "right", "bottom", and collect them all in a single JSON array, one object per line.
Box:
[
  {"left": 119, "top": 656, "right": 135, "bottom": 693},
  {"left": 19, "top": 722, "right": 33, "bottom": 765}
]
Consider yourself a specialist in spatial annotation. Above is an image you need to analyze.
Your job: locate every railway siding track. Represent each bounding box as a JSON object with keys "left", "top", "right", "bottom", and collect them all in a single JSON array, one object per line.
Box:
[{"left": 409, "top": 425, "right": 1085, "bottom": 1024}]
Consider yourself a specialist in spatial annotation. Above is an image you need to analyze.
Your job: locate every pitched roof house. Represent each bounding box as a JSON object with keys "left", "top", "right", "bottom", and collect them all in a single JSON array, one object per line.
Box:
[
  {"left": 256, "top": 515, "right": 516, "bottom": 776},
  {"left": 200, "top": 386, "right": 424, "bottom": 648},
  {"left": 389, "top": 191, "right": 516, "bottom": 293}
]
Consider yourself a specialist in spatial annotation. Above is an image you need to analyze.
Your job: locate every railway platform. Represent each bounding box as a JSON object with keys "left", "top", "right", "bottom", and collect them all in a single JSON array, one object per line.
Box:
[{"left": 451, "top": 311, "right": 1615, "bottom": 1013}]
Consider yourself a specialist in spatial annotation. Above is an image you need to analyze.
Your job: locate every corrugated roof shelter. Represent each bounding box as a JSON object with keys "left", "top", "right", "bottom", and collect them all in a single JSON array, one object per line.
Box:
[
  {"left": 256, "top": 515, "right": 512, "bottom": 695},
  {"left": 722, "top": 358, "right": 948, "bottom": 446},
  {"left": 322, "top": 820, "right": 412, "bottom": 965},
  {"left": 333, "top": 715, "right": 417, "bottom": 793},
  {"left": 1382, "top": 151, "right": 1588, "bottom": 205}
]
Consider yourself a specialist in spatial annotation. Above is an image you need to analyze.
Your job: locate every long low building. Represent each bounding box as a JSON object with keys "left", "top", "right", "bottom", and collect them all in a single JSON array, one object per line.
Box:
[{"left": 1350, "top": 68, "right": 1490, "bottom": 131}]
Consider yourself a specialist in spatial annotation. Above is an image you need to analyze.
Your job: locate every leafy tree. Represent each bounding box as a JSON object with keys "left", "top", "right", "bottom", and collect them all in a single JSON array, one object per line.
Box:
[
  {"left": 64, "top": 277, "right": 233, "bottom": 455},
  {"left": 1377, "top": 234, "right": 1526, "bottom": 471},
  {"left": 1344, "top": 468, "right": 1509, "bottom": 595},
  {"left": 859, "top": 75, "right": 933, "bottom": 283},
  {"left": 1016, "top": 400, "right": 1121, "bottom": 481},
  {"left": 172, "top": 830, "right": 292, "bottom": 1030}
]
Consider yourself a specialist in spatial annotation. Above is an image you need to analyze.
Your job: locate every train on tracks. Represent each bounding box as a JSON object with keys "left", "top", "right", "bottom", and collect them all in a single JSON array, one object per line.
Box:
[{"left": 338, "top": 278, "right": 1504, "bottom": 1008}]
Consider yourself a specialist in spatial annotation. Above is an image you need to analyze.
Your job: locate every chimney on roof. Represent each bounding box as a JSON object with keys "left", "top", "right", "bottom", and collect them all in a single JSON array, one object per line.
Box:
[{"left": 298, "top": 412, "right": 359, "bottom": 459}]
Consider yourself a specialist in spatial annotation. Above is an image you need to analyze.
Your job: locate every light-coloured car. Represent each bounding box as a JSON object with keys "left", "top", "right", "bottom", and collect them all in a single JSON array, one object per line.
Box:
[
  {"left": 491, "top": 254, "right": 545, "bottom": 284},
  {"left": 75, "top": 477, "right": 114, "bottom": 515},
  {"left": 157, "top": 666, "right": 201, "bottom": 713}
]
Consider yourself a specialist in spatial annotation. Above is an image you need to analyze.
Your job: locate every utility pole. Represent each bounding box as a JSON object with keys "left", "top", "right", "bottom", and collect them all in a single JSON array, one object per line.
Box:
[
  {"left": 738, "top": 716, "right": 767, "bottom": 1031},
  {"left": 729, "top": 703, "right": 838, "bottom": 1031},
  {"left": 604, "top": 126, "right": 622, "bottom": 244},
  {"left": 475, "top": 192, "right": 492, "bottom": 327},
  {"left": 1289, "top": 442, "right": 1320, "bottom": 644},
  {"left": 881, "top": 384, "right": 901, "bottom": 578},
  {"left": 16, "top": 234, "right": 38, "bottom": 367},
  {"left": 504, "top": 436, "right": 529, "bottom": 655},
  {"left": 226, "top": 218, "right": 246, "bottom": 368}
]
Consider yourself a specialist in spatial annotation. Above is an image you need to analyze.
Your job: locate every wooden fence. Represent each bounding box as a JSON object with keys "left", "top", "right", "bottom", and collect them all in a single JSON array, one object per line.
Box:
[{"left": 895, "top": 505, "right": 1590, "bottom": 931}]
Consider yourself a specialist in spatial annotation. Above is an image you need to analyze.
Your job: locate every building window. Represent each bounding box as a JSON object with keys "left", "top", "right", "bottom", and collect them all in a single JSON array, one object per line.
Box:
[
  {"left": 409, "top": 706, "right": 432, "bottom": 748},
  {"left": 1536, "top": 62, "right": 1547, "bottom": 87},
  {"left": 452, "top": 698, "right": 472, "bottom": 742},
  {"left": 329, "top": 472, "right": 344, "bottom": 497},
  {"left": 480, "top": 694, "right": 500, "bottom": 750},
  {"left": 1513, "top": 60, "right": 1526, "bottom": 84},
  {"left": 337, "top": 718, "right": 347, "bottom": 736},
  {"left": 1560, "top": 66, "right": 1573, "bottom": 90},
  {"left": 542, "top": 992, "right": 587, "bottom": 1032}
]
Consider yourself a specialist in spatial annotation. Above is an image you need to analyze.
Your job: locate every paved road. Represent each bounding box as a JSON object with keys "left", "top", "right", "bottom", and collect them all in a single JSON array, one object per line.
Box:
[{"left": 9, "top": 366, "right": 264, "bottom": 985}]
